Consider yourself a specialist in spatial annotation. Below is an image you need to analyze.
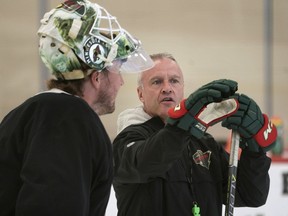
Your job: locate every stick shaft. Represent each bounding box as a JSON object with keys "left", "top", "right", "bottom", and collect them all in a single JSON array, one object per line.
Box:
[{"left": 225, "top": 130, "right": 240, "bottom": 216}]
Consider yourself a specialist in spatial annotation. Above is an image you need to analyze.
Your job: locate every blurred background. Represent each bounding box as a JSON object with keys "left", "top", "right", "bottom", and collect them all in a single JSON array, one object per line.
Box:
[
  {"left": 1, "top": 0, "right": 287, "bottom": 144},
  {"left": 0, "top": 0, "right": 287, "bottom": 215}
]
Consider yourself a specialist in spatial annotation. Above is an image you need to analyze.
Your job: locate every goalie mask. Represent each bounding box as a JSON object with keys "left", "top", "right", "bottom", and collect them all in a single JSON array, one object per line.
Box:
[{"left": 38, "top": 0, "right": 153, "bottom": 80}]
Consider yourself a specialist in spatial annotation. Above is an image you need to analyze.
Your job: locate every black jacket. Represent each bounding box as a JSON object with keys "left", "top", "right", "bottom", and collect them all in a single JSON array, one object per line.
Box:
[
  {"left": 113, "top": 117, "right": 271, "bottom": 216},
  {"left": 0, "top": 91, "right": 113, "bottom": 216}
]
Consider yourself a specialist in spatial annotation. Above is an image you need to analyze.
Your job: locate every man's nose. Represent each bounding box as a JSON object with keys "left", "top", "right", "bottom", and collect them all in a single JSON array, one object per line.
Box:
[{"left": 162, "top": 81, "right": 172, "bottom": 93}]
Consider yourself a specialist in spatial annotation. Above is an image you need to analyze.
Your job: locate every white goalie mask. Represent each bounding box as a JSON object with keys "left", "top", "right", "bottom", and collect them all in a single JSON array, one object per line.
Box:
[{"left": 38, "top": 0, "right": 154, "bottom": 80}]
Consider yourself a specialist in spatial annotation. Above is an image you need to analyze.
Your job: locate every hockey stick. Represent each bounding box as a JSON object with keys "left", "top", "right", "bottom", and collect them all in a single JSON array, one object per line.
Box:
[{"left": 225, "top": 130, "right": 240, "bottom": 216}]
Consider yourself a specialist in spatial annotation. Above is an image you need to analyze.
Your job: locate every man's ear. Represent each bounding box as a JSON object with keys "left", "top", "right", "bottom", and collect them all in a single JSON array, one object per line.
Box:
[
  {"left": 90, "top": 71, "right": 100, "bottom": 87},
  {"left": 137, "top": 86, "right": 144, "bottom": 103}
]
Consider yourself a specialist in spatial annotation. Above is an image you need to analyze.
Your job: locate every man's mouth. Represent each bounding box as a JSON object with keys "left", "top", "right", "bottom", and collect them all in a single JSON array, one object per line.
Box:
[{"left": 161, "top": 97, "right": 174, "bottom": 102}]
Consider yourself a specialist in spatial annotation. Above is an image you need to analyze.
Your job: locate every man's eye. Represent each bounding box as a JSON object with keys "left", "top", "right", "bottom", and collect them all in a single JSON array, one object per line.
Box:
[
  {"left": 152, "top": 80, "right": 161, "bottom": 85},
  {"left": 170, "top": 79, "right": 179, "bottom": 84}
]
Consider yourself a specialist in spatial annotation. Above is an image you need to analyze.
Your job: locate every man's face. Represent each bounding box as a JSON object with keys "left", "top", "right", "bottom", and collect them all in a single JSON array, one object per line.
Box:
[
  {"left": 97, "top": 71, "right": 124, "bottom": 115},
  {"left": 137, "top": 58, "right": 184, "bottom": 121}
]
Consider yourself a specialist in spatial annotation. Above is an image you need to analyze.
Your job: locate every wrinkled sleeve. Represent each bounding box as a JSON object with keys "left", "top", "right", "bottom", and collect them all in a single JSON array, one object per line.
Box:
[
  {"left": 222, "top": 149, "right": 271, "bottom": 207},
  {"left": 235, "top": 150, "right": 271, "bottom": 207},
  {"left": 113, "top": 120, "right": 189, "bottom": 183}
]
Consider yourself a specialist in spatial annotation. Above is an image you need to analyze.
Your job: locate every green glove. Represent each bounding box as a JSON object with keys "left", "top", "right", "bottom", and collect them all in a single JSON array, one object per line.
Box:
[
  {"left": 221, "top": 94, "right": 277, "bottom": 152},
  {"left": 166, "top": 79, "right": 238, "bottom": 138}
]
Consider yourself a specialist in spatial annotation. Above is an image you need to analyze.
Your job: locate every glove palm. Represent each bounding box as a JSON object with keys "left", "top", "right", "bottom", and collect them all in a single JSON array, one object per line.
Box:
[{"left": 167, "top": 79, "right": 238, "bottom": 138}]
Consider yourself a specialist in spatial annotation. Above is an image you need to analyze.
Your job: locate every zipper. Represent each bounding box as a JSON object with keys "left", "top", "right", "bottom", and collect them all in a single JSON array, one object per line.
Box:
[{"left": 186, "top": 144, "right": 201, "bottom": 216}]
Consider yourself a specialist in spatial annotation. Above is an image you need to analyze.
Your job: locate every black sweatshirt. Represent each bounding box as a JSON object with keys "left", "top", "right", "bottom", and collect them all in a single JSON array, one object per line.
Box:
[
  {"left": 0, "top": 91, "right": 113, "bottom": 216},
  {"left": 113, "top": 117, "right": 271, "bottom": 216}
]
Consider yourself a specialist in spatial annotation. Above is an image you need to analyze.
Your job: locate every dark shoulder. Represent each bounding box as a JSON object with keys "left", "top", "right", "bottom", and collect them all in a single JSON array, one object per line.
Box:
[
  {"left": 118, "top": 116, "right": 164, "bottom": 138},
  {"left": 32, "top": 92, "right": 90, "bottom": 110},
  {"left": 34, "top": 92, "right": 95, "bottom": 117},
  {"left": 1, "top": 92, "right": 98, "bottom": 128}
]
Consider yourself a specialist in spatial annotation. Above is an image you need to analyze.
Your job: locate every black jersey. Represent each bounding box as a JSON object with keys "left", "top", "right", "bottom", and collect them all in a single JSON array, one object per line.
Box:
[
  {"left": 0, "top": 91, "right": 113, "bottom": 216},
  {"left": 113, "top": 116, "right": 271, "bottom": 216}
]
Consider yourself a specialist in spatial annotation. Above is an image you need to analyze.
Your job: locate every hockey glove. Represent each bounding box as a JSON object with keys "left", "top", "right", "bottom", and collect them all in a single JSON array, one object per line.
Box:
[
  {"left": 221, "top": 94, "right": 277, "bottom": 152},
  {"left": 166, "top": 79, "right": 239, "bottom": 138}
]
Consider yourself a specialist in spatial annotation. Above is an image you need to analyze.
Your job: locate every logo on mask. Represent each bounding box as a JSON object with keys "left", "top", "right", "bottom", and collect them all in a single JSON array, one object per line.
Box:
[
  {"left": 83, "top": 37, "right": 108, "bottom": 69},
  {"left": 193, "top": 150, "right": 211, "bottom": 169}
]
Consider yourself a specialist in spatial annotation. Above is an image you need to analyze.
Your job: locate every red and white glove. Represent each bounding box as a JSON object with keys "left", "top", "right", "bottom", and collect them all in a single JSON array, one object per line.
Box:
[
  {"left": 222, "top": 94, "right": 277, "bottom": 152},
  {"left": 166, "top": 79, "right": 239, "bottom": 138}
]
